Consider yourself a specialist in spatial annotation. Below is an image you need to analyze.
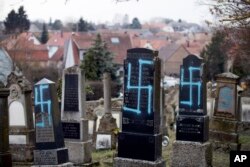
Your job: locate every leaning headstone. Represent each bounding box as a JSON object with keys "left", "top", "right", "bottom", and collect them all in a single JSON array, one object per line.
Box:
[
  {"left": 33, "top": 78, "right": 72, "bottom": 166},
  {"left": 96, "top": 73, "right": 118, "bottom": 149},
  {"left": 171, "top": 55, "right": 212, "bottom": 167},
  {"left": 114, "top": 48, "right": 166, "bottom": 167},
  {"left": 61, "top": 66, "right": 92, "bottom": 164},
  {"left": 209, "top": 72, "right": 240, "bottom": 151},
  {"left": 7, "top": 72, "right": 35, "bottom": 165}
]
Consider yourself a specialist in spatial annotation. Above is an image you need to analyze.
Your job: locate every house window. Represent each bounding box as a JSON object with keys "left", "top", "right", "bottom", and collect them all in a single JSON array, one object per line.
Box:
[{"left": 111, "top": 37, "right": 120, "bottom": 44}]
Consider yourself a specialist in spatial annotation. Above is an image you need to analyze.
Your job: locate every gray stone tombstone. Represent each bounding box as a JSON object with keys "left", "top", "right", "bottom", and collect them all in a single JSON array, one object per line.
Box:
[
  {"left": 171, "top": 55, "right": 212, "bottom": 167},
  {"left": 209, "top": 72, "right": 240, "bottom": 151},
  {"left": 0, "top": 47, "right": 13, "bottom": 167},
  {"left": 61, "top": 66, "right": 92, "bottom": 164},
  {"left": 96, "top": 73, "right": 118, "bottom": 149},
  {"left": 32, "top": 78, "right": 72, "bottom": 166},
  {"left": 114, "top": 48, "right": 166, "bottom": 167},
  {"left": 7, "top": 72, "right": 35, "bottom": 165}
]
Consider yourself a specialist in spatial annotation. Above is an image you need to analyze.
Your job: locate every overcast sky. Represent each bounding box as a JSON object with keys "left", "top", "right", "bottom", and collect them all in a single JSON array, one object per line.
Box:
[{"left": 0, "top": 0, "right": 213, "bottom": 24}]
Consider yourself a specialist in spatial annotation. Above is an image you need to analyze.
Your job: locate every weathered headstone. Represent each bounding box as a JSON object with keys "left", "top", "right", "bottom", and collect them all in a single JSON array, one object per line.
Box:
[
  {"left": 114, "top": 48, "right": 166, "bottom": 167},
  {"left": 171, "top": 55, "right": 212, "bottom": 167},
  {"left": 33, "top": 78, "right": 72, "bottom": 166},
  {"left": 209, "top": 72, "right": 240, "bottom": 151},
  {"left": 96, "top": 73, "right": 118, "bottom": 149},
  {"left": 61, "top": 66, "right": 92, "bottom": 164},
  {"left": 7, "top": 72, "right": 35, "bottom": 164}
]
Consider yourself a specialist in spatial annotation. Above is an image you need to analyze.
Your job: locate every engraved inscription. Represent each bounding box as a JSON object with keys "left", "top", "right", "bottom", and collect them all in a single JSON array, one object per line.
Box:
[
  {"left": 62, "top": 122, "right": 80, "bottom": 139},
  {"left": 64, "top": 74, "right": 79, "bottom": 112},
  {"left": 34, "top": 150, "right": 58, "bottom": 165}
]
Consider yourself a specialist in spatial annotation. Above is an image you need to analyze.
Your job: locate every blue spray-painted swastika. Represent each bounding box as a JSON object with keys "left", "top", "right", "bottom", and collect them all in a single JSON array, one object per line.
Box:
[
  {"left": 180, "top": 66, "right": 201, "bottom": 106},
  {"left": 123, "top": 59, "right": 153, "bottom": 115},
  {"left": 35, "top": 84, "right": 52, "bottom": 127}
]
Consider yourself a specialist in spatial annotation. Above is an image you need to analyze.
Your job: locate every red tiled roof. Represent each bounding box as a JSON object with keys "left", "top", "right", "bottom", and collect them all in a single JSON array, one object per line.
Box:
[
  {"left": 47, "top": 31, "right": 72, "bottom": 47},
  {"left": 100, "top": 32, "right": 133, "bottom": 65},
  {"left": 8, "top": 50, "right": 49, "bottom": 62},
  {"left": 50, "top": 47, "right": 64, "bottom": 61},
  {"left": 72, "top": 33, "right": 94, "bottom": 50}
]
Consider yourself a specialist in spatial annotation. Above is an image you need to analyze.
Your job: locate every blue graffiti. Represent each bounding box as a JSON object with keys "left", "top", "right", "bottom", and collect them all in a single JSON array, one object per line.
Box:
[
  {"left": 35, "top": 84, "right": 52, "bottom": 127},
  {"left": 180, "top": 66, "right": 201, "bottom": 106},
  {"left": 123, "top": 59, "right": 153, "bottom": 114}
]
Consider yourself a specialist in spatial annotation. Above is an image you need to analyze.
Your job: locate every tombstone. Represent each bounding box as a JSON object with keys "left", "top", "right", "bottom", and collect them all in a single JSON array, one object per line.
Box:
[
  {"left": 95, "top": 73, "right": 118, "bottom": 150},
  {"left": 240, "top": 81, "right": 250, "bottom": 122},
  {"left": 32, "top": 78, "right": 72, "bottom": 166},
  {"left": 0, "top": 47, "right": 13, "bottom": 167},
  {"left": 114, "top": 48, "right": 166, "bottom": 167},
  {"left": 171, "top": 55, "right": 212, "bottom": 167},
  {"left": 61, "top": 66, "right": 92, "bottom": 164},
  {"left": 7, "top": 72, "right": 35, "bottom": 165},
  {"left": 209, "top": 72, "right": 240, "bottom": 151},
  {"left": 207, "top": 81, "right": 215, "bottom": 117}
]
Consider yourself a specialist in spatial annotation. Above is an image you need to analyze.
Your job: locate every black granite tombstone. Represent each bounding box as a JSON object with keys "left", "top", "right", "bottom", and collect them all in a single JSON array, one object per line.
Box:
[
  {"left": 176, "top": 55, "right": 209, "bottom": 142},
  {"left": 117, "top": 48, "right": 164, "bottom": 164},
  {"left": 64, "top": 74, "right": 79, "bottom": 112},
  {"left": 33, "top": 78, "right": 70, "bottom": 165}
]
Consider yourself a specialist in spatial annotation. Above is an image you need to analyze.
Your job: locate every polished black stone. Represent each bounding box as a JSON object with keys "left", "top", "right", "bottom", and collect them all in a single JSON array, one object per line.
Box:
[
  {"left": 118, "top": 132, "right": 162, "bottom": 161},
  {"left": 122, "top": 48, "right": 160, "bottom": 134},
  {"left": 62, "top": 122, "right": 80, "bottom": 139},
  {"left": 64, "top": 74, "right": 79, "bottom": 112},
  {"left": 179, "top": 54, "right": 206, "bottom": 115},
  {"left": 176, "top": 115, "right": 209, "bottom": 142},
  {"left": 34, "top": 83, "right": 65, "bottom": 150}
]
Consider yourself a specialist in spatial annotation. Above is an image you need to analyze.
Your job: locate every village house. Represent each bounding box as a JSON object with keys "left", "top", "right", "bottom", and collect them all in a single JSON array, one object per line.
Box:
[{"left": 159, "top": 43, "right": 190, "bottom": 76}]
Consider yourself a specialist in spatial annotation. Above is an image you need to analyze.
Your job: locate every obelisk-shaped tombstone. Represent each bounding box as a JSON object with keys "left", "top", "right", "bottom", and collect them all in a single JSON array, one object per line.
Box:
[
  {"left": 0, "top": 87, "right": 12, "bottom": 167},
  {"left": 171, "top": 55, "right": 212, "bottom": 167},
  {"left": 33, "top": 78, "right": 72, "bottom": 166},
  {"left": 61, "top": 66, "right": 92, "bottom": 164},
  {"left": 114, "top": 48, "right": 166, "bottom": 167}
]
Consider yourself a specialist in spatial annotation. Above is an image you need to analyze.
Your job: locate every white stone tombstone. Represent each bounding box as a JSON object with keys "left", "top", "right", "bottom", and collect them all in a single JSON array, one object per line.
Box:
[
  {"left": 240, "top": 97, "right": 250, "bottom": 122},
  {"left": 7, "top": 76, "right": 35, "bottom": 163}
]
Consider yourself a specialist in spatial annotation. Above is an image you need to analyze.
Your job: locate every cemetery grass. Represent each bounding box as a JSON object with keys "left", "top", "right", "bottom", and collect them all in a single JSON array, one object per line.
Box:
[{"left": 91, "top": 128, "right": 230, "bottom": 167}]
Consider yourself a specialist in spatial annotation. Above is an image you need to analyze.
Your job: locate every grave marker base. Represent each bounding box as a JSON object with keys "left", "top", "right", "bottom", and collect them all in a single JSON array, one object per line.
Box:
[
  {"left": 10, "top": 144, "right": 34, "bottom": 162},
  {"left": 117, "top": 132, "right": 162, "bottom": 161},
  {"left": 209, "top": 117, "right": 240, "bottom": 151},
  {"left": 34, "top": 147, "right": 69, "bottom": 165},
  {"left": 171, "top": 141, "right": 212, "bottom": 167},
  {"left": 65, "top": 140, "right": 92, "bottom": 164},
  {"left": 176, "top": 115, "right": 209, "bottom": 142},
  {"left": 113, "top": 157, "right": 166, "bottom": 167},
  {"left": 32, "top": 162, "right": 73, "bottom": 167}
]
